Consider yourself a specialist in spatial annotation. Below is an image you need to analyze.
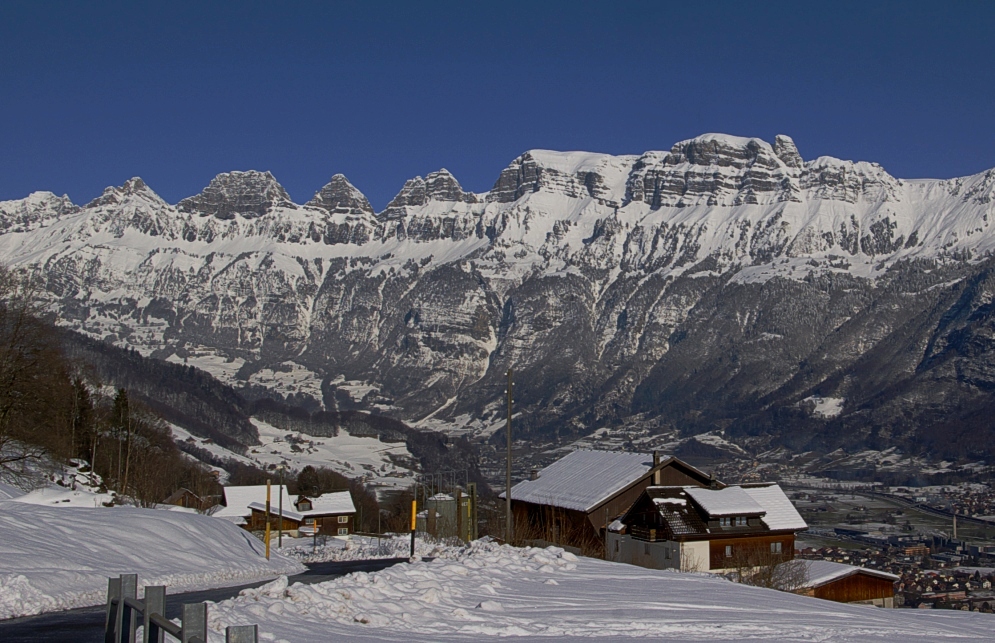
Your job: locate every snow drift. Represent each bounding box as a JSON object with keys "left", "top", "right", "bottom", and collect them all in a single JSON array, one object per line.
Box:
[
  {"left": 208, "top": 540, "right": 993, "bottom": 642},
  {"left": 0, "top": 499, "right": 304, "bottom": 620}
]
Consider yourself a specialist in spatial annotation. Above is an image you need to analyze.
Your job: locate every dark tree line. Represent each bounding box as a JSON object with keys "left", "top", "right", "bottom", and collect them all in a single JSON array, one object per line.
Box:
[{"left": 0, "top": 267, "right": 220, "bottom": 505}]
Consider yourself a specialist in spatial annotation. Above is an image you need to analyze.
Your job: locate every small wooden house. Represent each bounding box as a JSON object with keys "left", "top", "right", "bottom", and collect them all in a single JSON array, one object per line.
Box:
[
  {"left": 214, "top": 485, "right": 291, "bottom": 527},
  {"left": 163, "top": 488, "right": 218, "bottom": 512},
  {"left": 796, "top": 560, "right": 898, "bottom": 608},
  {"left": 608, "top": 482, "right": 807, "bottom": 572},
  {"left": 502, "top": 449, "right": 715, "bottom": 555},
  {"left": 294, "top": 491, "right": 357, "bottom": 536},
  {"left": 247, "top": 502, "right": 304, "bottom": 532}
]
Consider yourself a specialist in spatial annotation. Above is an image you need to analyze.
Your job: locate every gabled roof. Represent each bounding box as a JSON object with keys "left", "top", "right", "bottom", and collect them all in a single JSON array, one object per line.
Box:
[
  {"left": 741, "top": 484, "right": 808, "bottom": 531},
  {"left": 215, "top": 485, "right": 291, "bottom": 519},
  {"left": 505, "top": 449, "right": 657, "bottom": 512},
  {"left": 297, "top": 491, "right": 355, "bottom": 516},
  {"left": 248, "top": 501, "right": 304, "bottom": 522},
  {"left": 801, "top": 559, "right": 899, "bottom": 588},
  {"left": 646, "top": 487, "right": 708, "bottom": 537},
  {"left": 685, "top": 486, "right": 765, "bottom": 517}
]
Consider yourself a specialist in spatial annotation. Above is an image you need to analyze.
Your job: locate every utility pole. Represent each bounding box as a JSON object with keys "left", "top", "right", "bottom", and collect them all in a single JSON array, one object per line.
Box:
[
  {"left": 506, "top": 368, "right": 513, "bottom": 544},
  {"left": 265, "top": 479, "right": 272, "bottom": 560},
  {"left": 277, "top": 465, "right": 285, "bottom": 548}
]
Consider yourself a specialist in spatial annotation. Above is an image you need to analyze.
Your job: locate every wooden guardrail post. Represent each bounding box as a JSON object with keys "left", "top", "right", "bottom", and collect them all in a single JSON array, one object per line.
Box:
[
  {"left": 117, "top": 573, "right": 138, "bottom": 643},
  {"left": 143, "top": 586, "right": 166, "bottom": 643},
  {"left": 181, "top": 602, "right": 207, "bottom": 643},
  {"left": 226, "top": 624, "right": 259, "bottom": 642},
  {"left": 105, "top": 577, "right": 121, "bottom": 643}
]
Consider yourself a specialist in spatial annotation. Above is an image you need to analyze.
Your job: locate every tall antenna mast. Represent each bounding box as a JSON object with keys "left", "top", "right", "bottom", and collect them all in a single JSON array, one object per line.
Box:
[{"left": 506, "top": 368, "right": 513, "bottom": 544}]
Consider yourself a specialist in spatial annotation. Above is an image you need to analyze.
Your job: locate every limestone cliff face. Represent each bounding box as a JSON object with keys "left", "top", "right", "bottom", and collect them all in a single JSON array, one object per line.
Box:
[{"left": 5, "top": 133, "right": 995, "bottom": 461}]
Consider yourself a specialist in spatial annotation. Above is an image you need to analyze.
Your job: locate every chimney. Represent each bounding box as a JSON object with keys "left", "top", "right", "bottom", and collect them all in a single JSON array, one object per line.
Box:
[
  {"left": 530, "top": 468, "right": 540, "bottom": 481},
  {"left": 652, "top": 451, "right": 661, "bottom": 485},
  {"left": 652, "top": 450, "right": 661, "bottom": 467},
  {"left": 709, "top": 472, "right": 718, "bottom": 489}
]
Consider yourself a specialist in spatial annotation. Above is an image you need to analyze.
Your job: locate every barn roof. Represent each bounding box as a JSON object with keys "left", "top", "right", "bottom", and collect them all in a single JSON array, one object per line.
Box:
[
  {"left": 248, "top": 501, "right": 304, "bottom": 522},
  {"left": 298, "top": 491, "right": 356, "bottom": 516},
  {"left": 505, "top": 449, "right": 657, "bottom": 512},
  {"left": 216, "top": 485, "right": 291, "bottom": 519},
  {"left": 801, "top": 560, "right": 899, "bottom": 588}
]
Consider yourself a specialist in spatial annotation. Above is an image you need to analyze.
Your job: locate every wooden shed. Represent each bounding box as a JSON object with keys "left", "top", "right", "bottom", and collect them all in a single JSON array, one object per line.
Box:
[{"left": 796, "top": 560, "right": 898, "bottom": 608}]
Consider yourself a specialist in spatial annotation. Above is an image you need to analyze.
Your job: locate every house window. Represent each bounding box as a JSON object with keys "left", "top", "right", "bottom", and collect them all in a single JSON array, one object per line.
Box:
[
  {"left": 297, "top": 501, "right": 312, "bottom": 512},
  {"left": 770, "top": 542, "right": 782, "bottom": 554},
  {"left": 735, "top": 517, "right": 746, "bottom": 527},
  {"left": 725, "top": 545, "right": 733, "bottom": 558},
  {"left": 304, "top": 518, "right": 315, "bottom": 526},
  {"left": 719, "top": 517, "right": 730, "bottom": 527},
  {"left": 338, "top": 528, "right": 348, "bottom": 535}
]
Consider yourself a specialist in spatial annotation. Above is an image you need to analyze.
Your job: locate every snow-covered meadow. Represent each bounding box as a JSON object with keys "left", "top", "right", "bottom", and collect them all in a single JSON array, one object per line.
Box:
[
  {"left": 0, "top": 497, "right": 303, "bottom": 620},
  {"left": 208, "top": 540, "right": 994, "bottom": 642}
]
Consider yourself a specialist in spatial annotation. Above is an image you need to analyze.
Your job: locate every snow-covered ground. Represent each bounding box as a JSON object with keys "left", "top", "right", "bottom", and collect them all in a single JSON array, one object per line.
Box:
[
  {"left": 171, "top": 418, "right": 417, "bottom": 492},
  {"left": 205, "top": 541, "right": 994, "bottom": 642},
  {"left": 0, "top": 496, "right": 303, "bottom": 620}
]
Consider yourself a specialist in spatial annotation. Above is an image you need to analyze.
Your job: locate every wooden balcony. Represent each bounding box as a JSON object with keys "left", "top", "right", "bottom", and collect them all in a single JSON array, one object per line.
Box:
[{"left": 630, "top": 526, "right": 663, "bottom": 542}]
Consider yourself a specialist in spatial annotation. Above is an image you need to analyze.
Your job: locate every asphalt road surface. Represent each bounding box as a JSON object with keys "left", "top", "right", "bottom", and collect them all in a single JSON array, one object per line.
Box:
[{"left": 0, "top": 557, "right": 410, "bottom": 642}]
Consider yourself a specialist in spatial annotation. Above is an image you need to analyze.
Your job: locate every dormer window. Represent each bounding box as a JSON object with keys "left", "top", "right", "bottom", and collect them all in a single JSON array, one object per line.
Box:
[
  {"left": 720, "top": 517, "right": 731, "bottom": 527},
  {"left": 297, "top": 500, "right": 312, "bottom": 512},
  {"left": 735, "top": 516, "right": 746, "bottom": 527},
  {"left": 719, "top": 516, "right": 747, "bottom": 527}
]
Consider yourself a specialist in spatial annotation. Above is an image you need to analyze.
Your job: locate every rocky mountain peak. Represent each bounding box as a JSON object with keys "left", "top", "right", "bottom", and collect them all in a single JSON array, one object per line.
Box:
[
  {"left": 177, "top": 170, "right": 294, "bottom": 220},
  {"left": 424, "top": 169, "right": 477, "bottom": 204},
  {"left": 773, "top": 135, "right": 804, "bottom": 169},
  {"left": 85, "top": 177, "right": 165, "bottom": 209},
  {"left": 665, "top": 134, "right": 779, "bottom": 170},
  {"left": 305, "top": 174, "right": 374, "bottom": 216},
  {"left": 0, "top": 191, "right": 79, "bottom": 233},
  {"left": 382, "top": 169, "right": 477, "bottom": 219}
]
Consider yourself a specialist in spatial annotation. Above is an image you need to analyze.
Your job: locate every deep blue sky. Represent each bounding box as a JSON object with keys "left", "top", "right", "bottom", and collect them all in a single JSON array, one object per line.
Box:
[{"left": 2, "top": 1, "right": 994, "bottom": 210}]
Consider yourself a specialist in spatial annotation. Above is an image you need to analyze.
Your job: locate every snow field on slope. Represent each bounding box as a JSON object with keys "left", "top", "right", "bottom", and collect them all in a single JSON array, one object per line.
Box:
[
  {"left": 0, "top": 499, "right": 304, "bottom": 620},
  {"left": 205, "top": 541, "right": 993, "bottom": 642},
  {"left": 169, "top": 419, "right": 417, "bottom": 493},
  {"left": 246, "top": 418, "right": 416, "bottom": 491}
]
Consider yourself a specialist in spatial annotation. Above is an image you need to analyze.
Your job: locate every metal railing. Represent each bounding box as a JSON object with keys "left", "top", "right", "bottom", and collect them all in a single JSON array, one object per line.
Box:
[{"left": 104, "top": 573, "right": 258, "bottom": 643}]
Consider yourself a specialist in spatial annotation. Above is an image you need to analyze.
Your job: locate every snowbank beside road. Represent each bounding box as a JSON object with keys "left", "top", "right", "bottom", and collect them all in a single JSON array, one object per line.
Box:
[
  {"left": 209, "top": 541, "right": 993, "bottom": 642},
  {"left": 0, "top": 500, "right": 304, "bottom": 620}
]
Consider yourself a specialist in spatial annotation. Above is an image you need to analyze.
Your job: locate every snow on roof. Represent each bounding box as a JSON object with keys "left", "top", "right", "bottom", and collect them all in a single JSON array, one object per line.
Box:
[
  {"left": 505, "top": 449, "right": 656, "bottom": 512},
  {"left": 247, "top": 502, "right": 304, "bottom": 522},
  {"left": 802, "top": 559, "right": 899, "bottom": 588},
  {"left": 216, "top": 485, "right": 291, "bottom": 519},
  {"left": 684, "top": 486, "right": 765, "bottom": 517},
  {"left": 298, "top": 491, "right": 355, "bottom": 517},
  {"left": 741, "top": 484, "right": 808, "bottom": 531}
]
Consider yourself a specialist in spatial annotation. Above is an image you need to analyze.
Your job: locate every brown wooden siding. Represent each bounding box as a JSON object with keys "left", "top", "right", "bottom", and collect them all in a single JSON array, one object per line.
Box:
[
  {"left": 708, "top": 534, "right": 795, "bottom": 569},
  {"left": 308, "top": 514, "right": 354, "bottom": 535},
  {"left": 246, "top": 509, "right": 300, "bottom": 532},
  {"left": 810, "top": 573, "right": 895, "bottom": 603}
]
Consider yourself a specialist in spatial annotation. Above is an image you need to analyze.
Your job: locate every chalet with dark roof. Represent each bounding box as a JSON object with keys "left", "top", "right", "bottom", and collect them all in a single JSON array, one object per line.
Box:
[
  {"left": 608, "top": 482, "right": 807, "bottom": 572},
  {"left": 501, "top": 449, "right": 715, "bottom": 555}
]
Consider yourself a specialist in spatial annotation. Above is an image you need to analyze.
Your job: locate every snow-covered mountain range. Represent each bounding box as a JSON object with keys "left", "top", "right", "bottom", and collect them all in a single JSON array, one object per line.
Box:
[{"left": 5, "top": 133, "right": 995, "bottom": 461}]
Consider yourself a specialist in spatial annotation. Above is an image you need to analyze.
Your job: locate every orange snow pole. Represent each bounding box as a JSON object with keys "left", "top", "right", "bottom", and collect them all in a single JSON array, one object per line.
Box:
[{"left": 410, "top": 499, "right": 417, "bottom": 557}]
